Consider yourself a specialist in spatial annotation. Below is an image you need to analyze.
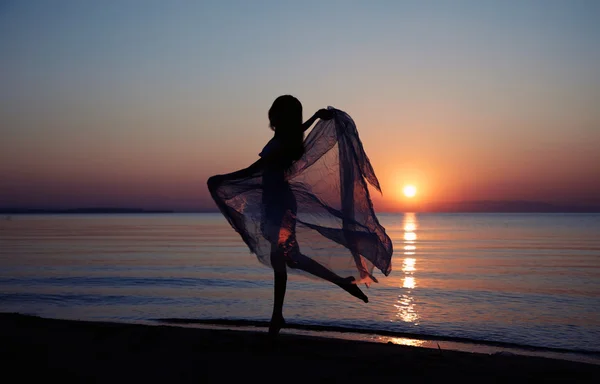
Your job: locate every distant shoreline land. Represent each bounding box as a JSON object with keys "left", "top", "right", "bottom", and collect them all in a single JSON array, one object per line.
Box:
[
  {"left": 0, "top": 208, "right": 176, "bottom": 214},
  {"left": 1, "top": 200, "right": 600, "bottom": 214}
]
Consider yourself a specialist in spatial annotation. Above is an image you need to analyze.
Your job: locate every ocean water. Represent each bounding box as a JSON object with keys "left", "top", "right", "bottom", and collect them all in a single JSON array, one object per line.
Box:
[{"left": 1, "top": 213, "right": 599, "bottom": 355}]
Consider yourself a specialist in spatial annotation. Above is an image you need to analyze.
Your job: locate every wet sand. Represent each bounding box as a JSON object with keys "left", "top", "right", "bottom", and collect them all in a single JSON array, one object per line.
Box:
[{"left": 1, "top": 313, "right": 598, "bottom": 383}]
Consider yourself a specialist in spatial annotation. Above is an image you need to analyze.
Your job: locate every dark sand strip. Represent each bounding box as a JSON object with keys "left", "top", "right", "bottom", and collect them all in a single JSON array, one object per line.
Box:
[
  {"left": 1, "top": 313, "right": 598, "bottom": 383},
  {"left": 156, "top": 317, "right": 600, "bottom": 356}
]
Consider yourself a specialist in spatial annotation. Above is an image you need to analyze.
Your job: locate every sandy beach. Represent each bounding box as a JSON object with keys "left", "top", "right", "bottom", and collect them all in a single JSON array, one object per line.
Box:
[{"left": 1, "top": 313, "right": 598, "bottom": 383}]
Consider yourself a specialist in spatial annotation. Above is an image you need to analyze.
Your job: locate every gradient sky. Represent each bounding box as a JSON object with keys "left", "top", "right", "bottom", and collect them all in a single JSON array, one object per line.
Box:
[{"left": 1, "top": 0, "right": 599, "bottom": 211}]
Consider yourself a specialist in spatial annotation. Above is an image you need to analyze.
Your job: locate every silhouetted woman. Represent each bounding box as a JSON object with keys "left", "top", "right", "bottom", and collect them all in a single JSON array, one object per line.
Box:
[{"left": 208, "top": 95, "right": 368, "bottom": 337}]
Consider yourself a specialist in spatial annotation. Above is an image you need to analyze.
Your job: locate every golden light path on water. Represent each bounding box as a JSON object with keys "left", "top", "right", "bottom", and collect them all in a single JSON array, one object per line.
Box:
[{"left": 394, "top": 213, "right": 419, "bottom": 325}]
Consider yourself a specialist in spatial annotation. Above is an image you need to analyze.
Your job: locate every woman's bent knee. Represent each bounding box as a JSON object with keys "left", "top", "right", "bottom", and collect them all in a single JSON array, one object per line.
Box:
[{"left": 285, "top": 257, "right": 299, "bottom": 269}]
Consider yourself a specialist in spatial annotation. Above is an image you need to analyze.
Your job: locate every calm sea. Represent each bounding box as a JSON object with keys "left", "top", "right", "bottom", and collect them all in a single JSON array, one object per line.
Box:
[{"left": 1, "top": 213, "right": 599, "bottom": 356}]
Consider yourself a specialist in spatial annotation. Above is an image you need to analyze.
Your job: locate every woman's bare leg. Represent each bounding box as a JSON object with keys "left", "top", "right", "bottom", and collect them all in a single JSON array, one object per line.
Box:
[
  {"left": 266, "top": 203, "right": 367, "bottom": 340},
  {"left": 269, "top": 246, "right": 287, "bottom": 337},
  {"left": 288, "top": 251, "right": 368, "bottom": 303}
]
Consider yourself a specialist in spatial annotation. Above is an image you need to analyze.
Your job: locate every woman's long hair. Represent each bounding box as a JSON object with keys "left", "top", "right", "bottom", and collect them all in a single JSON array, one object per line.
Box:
[{"left": 268, "top": 95, "right": 304, "bottom": 164}]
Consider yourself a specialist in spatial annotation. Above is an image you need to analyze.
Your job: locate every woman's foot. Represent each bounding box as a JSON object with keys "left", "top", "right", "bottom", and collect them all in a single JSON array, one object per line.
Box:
[
  {"left": 339, "top": 277, "right": 368, "bottom": 303},
  {"left": 268, "top": 313, "right": 286, "bottom": 338}
]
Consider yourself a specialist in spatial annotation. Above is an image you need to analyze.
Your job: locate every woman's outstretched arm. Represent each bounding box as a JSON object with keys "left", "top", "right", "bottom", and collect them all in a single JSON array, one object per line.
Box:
[
  {"left": 208, "top": 143, "right": 285, "bottom": 187},
  {"left": 208, "top": 159, "right": 265, "bottom": 188},
  {"left": 208, "top": 159, "right": 263, "bottom": 190}
]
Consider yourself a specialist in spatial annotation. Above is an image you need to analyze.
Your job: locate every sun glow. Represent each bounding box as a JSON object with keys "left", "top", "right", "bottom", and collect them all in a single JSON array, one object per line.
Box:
[{"left": 403, "top": 185, "right": 417, "bottom": 198}]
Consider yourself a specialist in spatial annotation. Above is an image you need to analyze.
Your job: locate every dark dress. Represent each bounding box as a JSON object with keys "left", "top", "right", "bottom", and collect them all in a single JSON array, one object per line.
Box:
[{"left": 259, "top": 138, "right": 298, "bottom": 261}]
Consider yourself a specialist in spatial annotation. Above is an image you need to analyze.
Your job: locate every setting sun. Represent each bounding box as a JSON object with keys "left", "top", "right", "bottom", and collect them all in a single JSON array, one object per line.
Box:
[{"left": 403, "top": 185, "right": 417, "bottom": 198}]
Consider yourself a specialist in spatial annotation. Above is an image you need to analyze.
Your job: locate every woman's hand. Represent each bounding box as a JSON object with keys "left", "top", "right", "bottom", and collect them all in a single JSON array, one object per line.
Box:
[
  {"left": 315, "top": 108, "right": 334, "bottom": 120},
  {"left": 207, "top": 174, "right": 226, "bottom": 190}
]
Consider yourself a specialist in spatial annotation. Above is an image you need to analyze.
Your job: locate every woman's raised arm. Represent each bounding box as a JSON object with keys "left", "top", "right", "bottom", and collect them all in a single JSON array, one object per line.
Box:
[{"left": 301, "top": 108, "right": 334, "bottom": 132}]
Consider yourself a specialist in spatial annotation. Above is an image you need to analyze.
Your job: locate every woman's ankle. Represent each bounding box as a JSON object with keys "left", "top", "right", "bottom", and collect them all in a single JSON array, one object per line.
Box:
[{"left": 271, "top": 312, "right": 284, "bottom": 321}]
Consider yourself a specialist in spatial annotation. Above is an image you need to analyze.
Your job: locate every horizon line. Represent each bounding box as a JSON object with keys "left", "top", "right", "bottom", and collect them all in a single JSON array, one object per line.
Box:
[{"left": 2, "top": 204, "right": 600, "bottom": 215}]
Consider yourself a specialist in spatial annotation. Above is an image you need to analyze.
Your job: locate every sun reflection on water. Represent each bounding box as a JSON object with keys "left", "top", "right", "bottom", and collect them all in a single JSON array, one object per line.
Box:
[
  {"left": 403, "top": 258, "right": 416, "bottom": 272},
  {"left": 395, "top": 213, "right": 419, "bottom": 325},
  {"left": 385, "top": 337, "right": 427, "bottom": 347},
  {"left": 403, "top": 232, "right": 417, "bottom": 242},
  {"left": 404, "top": 222, "right": 416, "bottom": 232},
  {"left": 403, "top": 276, "right": 415, "bottom": 289}
]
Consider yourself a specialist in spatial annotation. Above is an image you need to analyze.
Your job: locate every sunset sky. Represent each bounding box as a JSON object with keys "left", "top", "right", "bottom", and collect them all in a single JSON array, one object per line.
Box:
[{"left": 1, "top": 0, "right": 599, "bottom": 212}]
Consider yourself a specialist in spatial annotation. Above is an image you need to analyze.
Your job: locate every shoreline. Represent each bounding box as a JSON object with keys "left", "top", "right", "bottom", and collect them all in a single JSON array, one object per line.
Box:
[
  {"left": 2, "top": 313, "right": 598, "bottom": 383},
  {"left": 154, "top": 317, "right": 600, "bottom": 357}
]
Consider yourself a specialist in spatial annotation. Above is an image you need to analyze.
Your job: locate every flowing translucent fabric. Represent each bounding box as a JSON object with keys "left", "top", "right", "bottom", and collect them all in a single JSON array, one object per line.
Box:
[{"left": 208, "top": 108, "right": 393, "bottom": 285}]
